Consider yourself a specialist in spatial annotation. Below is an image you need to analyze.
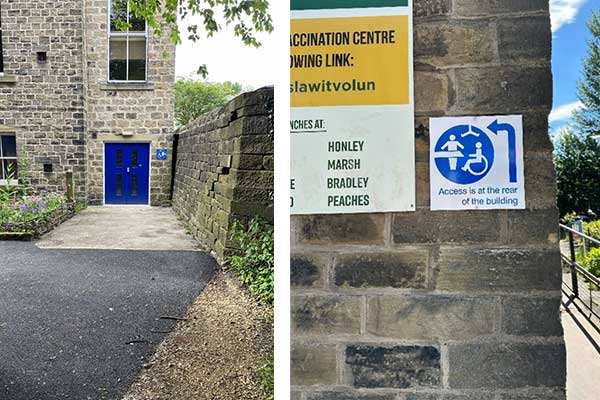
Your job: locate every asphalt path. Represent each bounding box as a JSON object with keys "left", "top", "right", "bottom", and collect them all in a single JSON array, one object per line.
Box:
[{"left": 0, "top": 241, "right": 215, "bottom": 400}]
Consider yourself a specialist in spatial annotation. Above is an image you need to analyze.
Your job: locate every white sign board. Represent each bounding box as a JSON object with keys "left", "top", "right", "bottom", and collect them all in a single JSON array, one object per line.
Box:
[
  {"left": 290, "top": 1, "right": 415, "bottom": 215},
  {"left": 430, "top": 115, "right": 525, "bottom": 211}
]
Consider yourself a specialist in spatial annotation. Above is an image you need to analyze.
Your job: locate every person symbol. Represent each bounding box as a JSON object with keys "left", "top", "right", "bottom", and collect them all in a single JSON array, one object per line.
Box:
[
  {"left": 440, "top": 134, "right": 464, "bottom": 171},
  {"left": 461, "top": 142, "right": 489, "bottom": 176}
]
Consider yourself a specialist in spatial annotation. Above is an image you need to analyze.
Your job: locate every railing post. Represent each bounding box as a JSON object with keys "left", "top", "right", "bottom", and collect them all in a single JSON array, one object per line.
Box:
[{"left": 569, "top": 230, "right": 579, "bottom": 298}]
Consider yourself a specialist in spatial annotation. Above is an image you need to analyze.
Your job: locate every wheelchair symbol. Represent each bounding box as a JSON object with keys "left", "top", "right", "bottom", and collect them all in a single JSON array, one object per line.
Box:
[
  {"left": 461, "top": 142, "right": 489, "bottom": 176},
  {"left": 434, "top": 125, "right": 494, "bottom": 185}
]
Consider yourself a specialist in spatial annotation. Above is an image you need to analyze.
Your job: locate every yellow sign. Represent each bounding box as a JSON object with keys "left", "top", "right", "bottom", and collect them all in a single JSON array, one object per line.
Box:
[{"left": 290, "top": 15, "right": 410, "bottom": 107}]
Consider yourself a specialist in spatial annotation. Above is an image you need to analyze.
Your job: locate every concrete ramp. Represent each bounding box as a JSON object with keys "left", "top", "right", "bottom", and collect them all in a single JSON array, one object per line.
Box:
[{"left": 36, "top": 206, "right": 199, "bottom": 251}]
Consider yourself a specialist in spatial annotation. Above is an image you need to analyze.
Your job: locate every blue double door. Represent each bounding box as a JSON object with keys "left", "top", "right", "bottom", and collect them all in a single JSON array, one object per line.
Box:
[{"left": 105, "top": 143, "right": 150, "bottom": 205}]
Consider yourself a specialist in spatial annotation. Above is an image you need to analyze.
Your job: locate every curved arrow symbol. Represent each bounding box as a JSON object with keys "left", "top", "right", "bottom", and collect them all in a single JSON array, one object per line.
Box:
[{"left": 488, "top": 119, "right": 517, "bottom": 183}]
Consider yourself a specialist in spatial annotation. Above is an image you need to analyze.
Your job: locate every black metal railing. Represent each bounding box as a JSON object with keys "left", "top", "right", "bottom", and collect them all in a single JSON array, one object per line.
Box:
[{"left": 560, "top": 224, "right": 600, "bottom": 319}]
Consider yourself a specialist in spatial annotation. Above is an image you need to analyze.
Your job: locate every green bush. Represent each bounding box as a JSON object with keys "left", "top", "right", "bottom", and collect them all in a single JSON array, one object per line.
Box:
[
  {"left": 228, "top": 217, "right": 274, "bottom": 304},
  {"left": 584, "top": 247, "right": 600, "bottom": 289},
  {"left": 257, "top": 357, "right": 274, "bottom": 400},
  {"left": 585, "top": 220, "right": 600, "bottom": 242}
]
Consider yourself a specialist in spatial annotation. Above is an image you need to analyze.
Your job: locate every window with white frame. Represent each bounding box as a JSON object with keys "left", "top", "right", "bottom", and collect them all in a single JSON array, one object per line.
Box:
[
  {"left": 0, "top": 0, "right": 4, "bottom": 76},
  {"left": 0, "top": 135, "right": 17, "bottom": 182},
  {"left": 109, "top": 0, "right": 147, "bottom": 81}
]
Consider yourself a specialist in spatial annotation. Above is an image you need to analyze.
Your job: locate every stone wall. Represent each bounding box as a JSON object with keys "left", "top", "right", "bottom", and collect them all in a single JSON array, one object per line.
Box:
[
  {"left": 0, "top": 0, "right": 87, "bottom": 198},
  {"left": 172, "top": 87, "right": 274, "bottom": 263},
  {"left": 291, "top": 2, "right": 566, "bottom": 400}
]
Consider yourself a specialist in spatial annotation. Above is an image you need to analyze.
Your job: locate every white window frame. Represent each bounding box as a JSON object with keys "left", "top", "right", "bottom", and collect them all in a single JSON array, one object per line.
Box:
[
  {"left": 0, "top": 134, "right": 18, "bottom": 185},
  {"left": 0, "top": 0, "right": 4, "bottom": 77},
  {"left": 107, "top": 0, "right": 149, "bottom": 83}
]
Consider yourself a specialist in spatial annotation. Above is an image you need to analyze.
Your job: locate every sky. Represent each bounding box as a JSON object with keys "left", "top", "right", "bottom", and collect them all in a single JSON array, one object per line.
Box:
[
  {"left": 175, "top": 17, "right": 277, "bottom": 90},
  {"left": 550, "top": 0, "right": 596, "bottom": 135}
]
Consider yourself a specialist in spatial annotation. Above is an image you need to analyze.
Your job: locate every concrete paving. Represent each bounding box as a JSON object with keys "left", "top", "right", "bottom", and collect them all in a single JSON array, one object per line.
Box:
[
  {"left": 562, "top": 296, "right": 600, "bottom": 399},
  {"left": 36, "top": 206, "right": 199, "bottom": 251},
  {"left": 0, "top": 241, "right": 216, "bottom": 400}
]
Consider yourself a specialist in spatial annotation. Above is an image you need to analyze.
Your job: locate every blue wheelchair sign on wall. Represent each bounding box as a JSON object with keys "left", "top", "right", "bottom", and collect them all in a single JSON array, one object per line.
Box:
[
  {"left": 429, "top": 115, "right": 525, "bottom": 211},
  {"left": 434, "top": 124, "right": 495, "bottom": 185},
  {"left": 156, "top": 148, "right": 168, "bottom": 161}
]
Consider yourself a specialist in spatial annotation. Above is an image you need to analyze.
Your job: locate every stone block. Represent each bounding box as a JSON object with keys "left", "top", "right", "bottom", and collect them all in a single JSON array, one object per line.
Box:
[
  {"left": 524, "top": 158, "right": 557, "bottom": 210},
  {"left": 307, "top": 391, "right": 396, "bottom": 400},
  {"left": 294, "top": 214, "right": 386, "bottom": 245},
  {"left": 291, "top": 392, "right": 303, "bottom": 400},
  {"left": 367, "top": 295, "right": 495, "bottom": 340},
  {"left": 392, "top": 210, "right": 504, "bottom": 244},
  {"left": 507, "top": 209, "right": 559, "bottom": 244},
  {"left": 415, "top": 20, "right": 495, "bottom": 67},
  {"left": 454, "top": 66, "right": 552, "bottom": 113},
  {"left": 448, "top": 342, "right": 566, "bottom": 389},
  {"left": 433, "top": 247, "right": 562, "bottom": 292},
  {"left": 229, "top": 169, "right": 273, "bottom": 189},
  {"left": 498, "top": 16, "right": 551, "bottom": 61},
  {"left": 414, "top": 0, "right": 452, "bottom": 18},
  {"left": 346, "top": 345, "right": 441, "bottom": 389},
  {"left": 292, "top": 295, "right": 362, "bottom": 335},
  {"left": 334, "top": 251, "right": 428, "bottom": 289},
  {"left": 453, "top": 0, "right": 548, "bottom": 16},
  {"left": 233, "top": 134, "right": 274, "bottom": 154},
  {"left": 501, "top": 296, "right": 563, "bottom": 337},
  {"left": 291, "top": 253, "right": 329, "bottom": 288},
  {"left": 292, "top": 343, "right": 338, "bottom": 386},
  {"left": 498, "top": 390, "right": 566, "bottom": 400},
  {"left": 402, "top": 394, "right": 494, "bottom": 400},
  {"left": 523, "top": 111, "right": 553, "bottom": 153},
  {"left": 231, "top": 154, "right": 265, "bottom": 170},
  {"left": 415, "top": 71, "right": 451, "bottom": 113}
]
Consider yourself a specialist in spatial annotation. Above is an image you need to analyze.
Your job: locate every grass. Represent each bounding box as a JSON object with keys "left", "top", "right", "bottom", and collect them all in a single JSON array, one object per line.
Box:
[{"left": 257, "top": 357, "right": 274, "bottom": 400}]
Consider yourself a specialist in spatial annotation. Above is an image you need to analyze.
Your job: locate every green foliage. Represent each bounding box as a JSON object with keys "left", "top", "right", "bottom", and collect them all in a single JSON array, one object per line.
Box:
[
  {"left": 561, "top": 211, "right": 578, "bottom": 226},
  {"left": 257, "top": 357, "right": 274, "bottom": 400},
  {"left": 554, "top": 128, "right": 600, "bottom": 216},
  {"left": 573, "top": 10, "right": 600, "bottom": 137},
  {"left": 584, "top": 247, "right": 600, "bottom": 288},
  {"left": 0, "top": 161, "right": 21, "bottom": 203},
  {"left": 175, "top": 80, "right": 242, "bottom": 126},
  {"left": 585, "top": 220, "right": 600, "bottom": 242},
  {"left": 555, "top": 10, "right": 600, "bottom": 217},
  {"left": 120, "top": 0, "right": 273, "bottom": 78},
  {"left": 228, "top": 217, "right": 274, "bottom": 304},
  {"left": 0, "top": 192, "right": 69, "bottom": 233}
]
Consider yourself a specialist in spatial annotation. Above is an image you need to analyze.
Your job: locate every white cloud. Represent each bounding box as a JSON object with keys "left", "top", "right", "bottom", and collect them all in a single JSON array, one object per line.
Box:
[
  {"left": 175, "top": 20, "right": 276, "bottom": 88},
  {"left": 549, "top": 100, "right": 583, "bottom": 123},
  {"left": 550, "top": 0, "right": 587, "bottom": 32}
]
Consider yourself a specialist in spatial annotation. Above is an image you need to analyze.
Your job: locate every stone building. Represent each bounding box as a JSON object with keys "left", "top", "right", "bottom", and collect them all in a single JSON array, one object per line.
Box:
[
  {"left": 0, "top": 0, "right": 175, "bottom": 206},
  {"left": 291, "top": 2, "right": 566, "bottom": 400}
]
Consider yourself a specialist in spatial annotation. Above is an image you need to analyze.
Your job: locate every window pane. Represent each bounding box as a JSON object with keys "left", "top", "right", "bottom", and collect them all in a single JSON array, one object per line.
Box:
[
  {"left": 128, "top": 37, "right": 146, "bottom": 81},
  {"left": 116, "top": 174, "right": 123, "bottom": 196},
  {"left": 1, "top": 136, "right": 16, "bottom": 158},
  {"left": 132, "top": 149, "right": 138, "bottom": 166},
  {"left": 129, "top": 12, "right": 146, "bottom": 32},
  {"left": 116, "top": 149, "right": 123, "bottom": 167},
  {"left": 110, "top": 0, "right": 128, "bottom": 32},
  {"left": 109, "top": 37, "right": 127, "bottom": 81},
  {"left": 131, "top": 174, "right": 138, "bottom": 196}
]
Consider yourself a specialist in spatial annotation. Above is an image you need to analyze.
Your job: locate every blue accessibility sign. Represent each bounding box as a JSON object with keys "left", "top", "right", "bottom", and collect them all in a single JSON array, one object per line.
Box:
[
  {"left": 433, "top": 124, "right": 494, "bottom": 185},
  {"left": 156, "top": 148, "right": 168, "bottom": 161},
  {"left": 430, "top": 115, "right": 525, "bottom": 211}
]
